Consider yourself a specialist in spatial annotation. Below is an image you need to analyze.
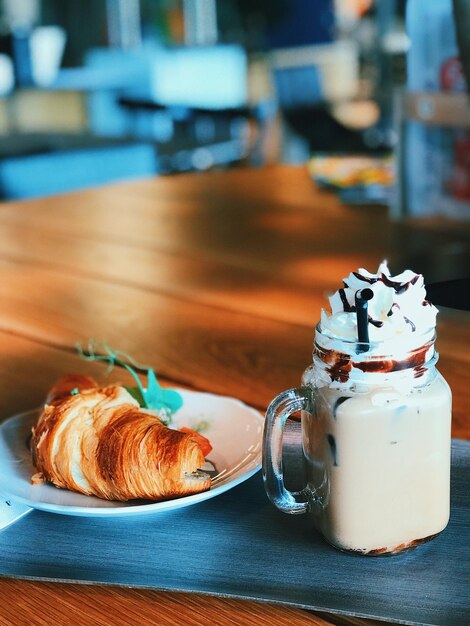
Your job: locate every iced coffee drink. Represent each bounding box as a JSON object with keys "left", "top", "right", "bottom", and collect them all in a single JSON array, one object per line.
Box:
[{"left": 263, "top": 261, "right": 451, "bottom": 555}]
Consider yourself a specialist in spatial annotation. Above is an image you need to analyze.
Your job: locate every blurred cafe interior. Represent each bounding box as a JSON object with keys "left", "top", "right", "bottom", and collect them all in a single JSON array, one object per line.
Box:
[
  {"left": 0, "top": 0, "right": 467, "bottom": 282},
  {"left": 0, "top": 2, "right": 470, "bottom": 625}
]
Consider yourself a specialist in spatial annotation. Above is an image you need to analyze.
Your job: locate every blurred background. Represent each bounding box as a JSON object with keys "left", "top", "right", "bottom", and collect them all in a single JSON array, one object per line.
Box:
[{"left": 0, "top": 0, "right": 467, "bottom": 221}]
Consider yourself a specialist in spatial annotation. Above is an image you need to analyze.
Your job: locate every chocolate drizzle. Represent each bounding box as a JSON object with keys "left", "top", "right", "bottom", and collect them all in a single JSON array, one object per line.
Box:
[
  {"left": 314, "top": 342, "right": 432, "bottom": 383},
  {"left": 315, "top": 344, "right": 353, "bottom": 382},
  {"left": 352, "top": 272, "right": 376, "bottom": 284},
  {"left": 353, "top": 343, "right": 429, "bottom": 376},
  {"left": 368, "top": 317, "right": 384, "bottom": 328},
  {"left": 361, "top": 531, "right": 441, "bottom": 556},
  {"left": 404, "top": 316, "right": 416, "bottom": 332},
  {"left": 381, "top": 272, "right": 420, "bottom": 295},
  {"left": 337, "top": 272, "right": 427, "bottom": 337},
  {"left": 328, "top": 353, "right": 352, "bottom": 383},
  {"left": 333, "top": 396, "right": 350, "bottom": 417},
  {"left": 327, "top": 434, "right": 338, "bottom": 466},
  {"left": 339, "top": 288, "right": 355, "bottom": 313}
]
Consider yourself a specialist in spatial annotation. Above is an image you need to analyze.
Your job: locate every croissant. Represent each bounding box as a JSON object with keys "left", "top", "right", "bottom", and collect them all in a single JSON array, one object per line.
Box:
[{"left": 31, "top": 375, "right": 211, "bottom": 501}]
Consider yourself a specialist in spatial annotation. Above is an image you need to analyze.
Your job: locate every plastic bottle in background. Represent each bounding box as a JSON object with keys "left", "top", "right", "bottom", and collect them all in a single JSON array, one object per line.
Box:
[{"left": 405, "top": 0, "right": 469, "bottom": 218}]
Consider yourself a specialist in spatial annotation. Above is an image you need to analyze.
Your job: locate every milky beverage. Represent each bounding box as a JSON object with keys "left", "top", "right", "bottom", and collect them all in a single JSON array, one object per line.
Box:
[{"left": 262, "top": 262, "right": 451, "bottom": 555}]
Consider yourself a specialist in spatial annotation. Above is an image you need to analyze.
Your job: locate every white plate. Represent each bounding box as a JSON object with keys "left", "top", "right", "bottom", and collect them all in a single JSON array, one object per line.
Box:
[{"left": 0, "top": 390, "right": 263, "bottom": 517}]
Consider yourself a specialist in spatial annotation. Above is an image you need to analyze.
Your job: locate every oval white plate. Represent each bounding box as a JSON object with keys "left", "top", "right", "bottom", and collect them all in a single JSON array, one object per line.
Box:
[{"left": 0, "top": 389, "right": 263, "bottom": 517}]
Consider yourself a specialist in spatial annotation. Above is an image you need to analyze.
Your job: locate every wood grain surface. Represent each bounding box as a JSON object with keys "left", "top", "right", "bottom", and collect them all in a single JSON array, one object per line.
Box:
[
  {"left": 1, "top": 579, "right": 384, "bottom": 626},
  {"left": 0, "top": 165, "right": 468, "bottom": 626}
]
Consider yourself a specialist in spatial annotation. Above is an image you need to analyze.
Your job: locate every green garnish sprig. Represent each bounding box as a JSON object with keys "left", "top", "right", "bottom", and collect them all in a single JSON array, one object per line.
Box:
[{"left": 76, "top": 340, "right": 183, "bottom": 425}]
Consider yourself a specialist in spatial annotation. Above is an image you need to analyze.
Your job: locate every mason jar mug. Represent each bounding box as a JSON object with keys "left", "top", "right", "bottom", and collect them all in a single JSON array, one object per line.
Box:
[{"left": 262, "top": 326, "right": 452, "bottom": 555}]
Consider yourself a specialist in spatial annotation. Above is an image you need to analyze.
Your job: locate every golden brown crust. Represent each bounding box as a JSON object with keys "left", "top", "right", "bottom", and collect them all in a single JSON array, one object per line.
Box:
[
  {"left": 45, "top": 374, "right": 98, "bottom": 404},
  {"left": 31, "top": 376, "right": 211, "bottom": 502}
]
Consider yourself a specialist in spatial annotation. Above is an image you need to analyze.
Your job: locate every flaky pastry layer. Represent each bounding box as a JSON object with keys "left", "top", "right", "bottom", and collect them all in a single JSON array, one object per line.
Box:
[{"left": 31, "top": 375, "right": 211, "bottom": 501}]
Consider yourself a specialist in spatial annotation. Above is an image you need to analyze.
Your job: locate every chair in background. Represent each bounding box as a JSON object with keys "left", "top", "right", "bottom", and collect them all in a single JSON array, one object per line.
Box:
[{"left": 273, "top": 62, "right": 384, "bottom": 155}]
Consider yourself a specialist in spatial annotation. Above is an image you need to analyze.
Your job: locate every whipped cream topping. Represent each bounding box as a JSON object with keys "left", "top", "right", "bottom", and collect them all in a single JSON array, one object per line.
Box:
[
  {"left": 309, "top": 262, "right": 439, "bottom": 391},
  {"left": 320, "top": 261, "right": 438, "bottom": 342}
]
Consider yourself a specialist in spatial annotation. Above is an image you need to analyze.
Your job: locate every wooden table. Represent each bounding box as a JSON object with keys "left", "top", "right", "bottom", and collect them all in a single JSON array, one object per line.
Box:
[{"left": 0, "top": 165, "right": 468, "bottom": 625}]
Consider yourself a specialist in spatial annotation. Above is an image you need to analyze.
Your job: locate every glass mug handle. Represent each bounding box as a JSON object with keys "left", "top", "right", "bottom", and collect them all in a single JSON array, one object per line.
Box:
[{"left": 262, "top": 386, "right": 312, "bottom": 514}]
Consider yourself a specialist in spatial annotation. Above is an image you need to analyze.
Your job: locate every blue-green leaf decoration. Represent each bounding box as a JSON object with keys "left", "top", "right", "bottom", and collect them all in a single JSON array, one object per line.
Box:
[
  {"left": 76, "top": 340, "right": 183, "bottom": 423},
  {"left": 144, "top": 369, "right": 183, "bottom": 417},
  {"left": 144, "top": 368, "right": 161, "bottom": 405},
  {"left": 124, "top": 385, "right": 146, "bottom": 407}
]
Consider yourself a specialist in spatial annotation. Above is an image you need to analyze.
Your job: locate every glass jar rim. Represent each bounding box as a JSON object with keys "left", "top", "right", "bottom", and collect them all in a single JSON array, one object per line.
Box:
[
  {"left": 314, "top": 322, "right": 436, "bottom": 354},
  {"left": 312, "top": 323, "right": 438, "bottom": 385}
]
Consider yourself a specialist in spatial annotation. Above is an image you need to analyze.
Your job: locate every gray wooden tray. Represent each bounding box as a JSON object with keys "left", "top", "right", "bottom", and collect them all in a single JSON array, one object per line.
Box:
[{"left": 0, "top": 436, "right": 469, "bottom": 626}]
